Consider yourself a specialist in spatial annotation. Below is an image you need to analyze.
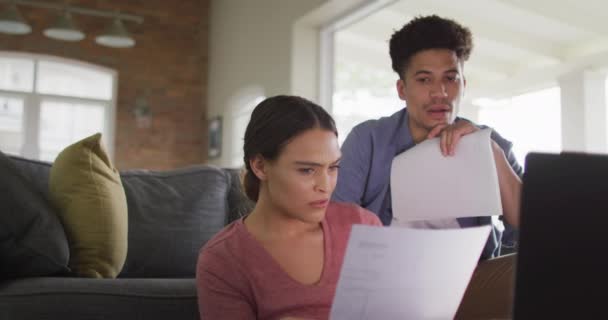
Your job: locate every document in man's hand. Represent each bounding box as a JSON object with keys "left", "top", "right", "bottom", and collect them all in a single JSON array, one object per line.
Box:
[
  {"left": 330, "top": 224, "right": 491, "bottom": 320},
  {"left": 390, "top": 128, "right": 502, "bottom": 224}
]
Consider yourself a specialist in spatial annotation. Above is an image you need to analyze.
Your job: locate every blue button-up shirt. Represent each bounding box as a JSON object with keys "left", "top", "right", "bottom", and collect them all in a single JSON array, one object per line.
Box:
[{"left": 332, "top": 108, "right": 523, "bottom": 259}]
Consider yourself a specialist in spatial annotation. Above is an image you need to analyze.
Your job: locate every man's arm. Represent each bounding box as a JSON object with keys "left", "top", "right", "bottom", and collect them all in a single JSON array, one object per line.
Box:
[
  {"left": 332, "top": 127, "right": 372, "bottom": 205},
  {"left": 491, "top": 141, "right": 522, "bottom": 228},
  {"left": 429, "top": 120, "right": 523, "bottom": 227}
]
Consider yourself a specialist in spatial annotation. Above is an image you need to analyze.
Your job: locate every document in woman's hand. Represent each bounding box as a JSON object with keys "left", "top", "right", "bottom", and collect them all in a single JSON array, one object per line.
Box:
[{"left": 330, "top": 225, "right": 491, "bottom": 320}]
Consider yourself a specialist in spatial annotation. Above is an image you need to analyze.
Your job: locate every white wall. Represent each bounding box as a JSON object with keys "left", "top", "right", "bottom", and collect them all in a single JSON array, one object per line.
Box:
[
  {"left": 207, "top": 0, "right": 325, "bottom": 166},
  {"left": 207, "top": 0, "right": 372, "bottom": 167}
]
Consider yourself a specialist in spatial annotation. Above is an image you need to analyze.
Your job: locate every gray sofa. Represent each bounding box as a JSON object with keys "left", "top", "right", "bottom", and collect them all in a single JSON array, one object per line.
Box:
[{"left": 0, "top": 154, "right": 254, "bottom": 320}]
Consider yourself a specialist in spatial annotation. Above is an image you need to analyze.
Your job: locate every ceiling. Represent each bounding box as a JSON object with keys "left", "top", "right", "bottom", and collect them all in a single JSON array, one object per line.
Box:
[{"left": 335, "top": 0, "right": 608, "bottom": 100}]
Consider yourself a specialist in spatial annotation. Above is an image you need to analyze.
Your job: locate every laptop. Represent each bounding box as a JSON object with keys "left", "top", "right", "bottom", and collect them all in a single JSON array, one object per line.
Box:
[{"left": 513, "top": 152, "right": 608, "bottom": 319}]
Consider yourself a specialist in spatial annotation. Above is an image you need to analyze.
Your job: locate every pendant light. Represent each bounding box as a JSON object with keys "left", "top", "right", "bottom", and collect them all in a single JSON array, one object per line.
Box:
[
  {"left": 95, "top": 18, "right": 135, "bottom": 48},
  {"left": 43, "top": 11, "right": 85, "bottom": 41},
  {"left": 0, "top": 2, "right": 31, "bottom": 35}
]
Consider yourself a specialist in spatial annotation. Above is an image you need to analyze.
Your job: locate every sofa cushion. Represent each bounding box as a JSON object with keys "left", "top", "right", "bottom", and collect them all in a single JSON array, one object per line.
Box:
[
  {"left": 0, "top": 150, "right": 70, "bottom": 278},
  {"left": 0, "top": 277, "right": 198, "bottom": 320},
  {"left": 8, "top": 155, "right": 53, "bottom": 199},
  {"left": 49, "top": 133, "right": 128, "bottom": 278},
  {"left": 119, "top": 165, "right": 230, "bottom": 278}
]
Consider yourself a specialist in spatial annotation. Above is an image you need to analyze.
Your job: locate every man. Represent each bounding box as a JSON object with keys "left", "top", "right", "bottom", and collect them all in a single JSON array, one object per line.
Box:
[{"left": 332, "top": 15, "right": 523, "bottom": 319}]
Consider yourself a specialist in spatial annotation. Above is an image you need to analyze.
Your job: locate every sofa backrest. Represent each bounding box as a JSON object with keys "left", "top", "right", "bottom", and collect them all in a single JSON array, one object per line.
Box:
[
  {"left": 8, "top": 156, "right": 54, "bottom": 200},
  {"left": 8, "top": 155, "right": 254, "bottom": 278}
]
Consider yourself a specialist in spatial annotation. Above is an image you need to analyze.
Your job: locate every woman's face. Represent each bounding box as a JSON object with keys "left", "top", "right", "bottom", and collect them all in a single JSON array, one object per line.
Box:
[{"left": 261, "top": 128, "right": 341, "bottom": 224}]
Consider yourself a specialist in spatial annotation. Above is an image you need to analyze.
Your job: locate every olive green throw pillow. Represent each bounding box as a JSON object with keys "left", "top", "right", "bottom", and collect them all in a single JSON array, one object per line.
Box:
[{"left": 49, "top": 133, "right": 128, "bottom": 278}]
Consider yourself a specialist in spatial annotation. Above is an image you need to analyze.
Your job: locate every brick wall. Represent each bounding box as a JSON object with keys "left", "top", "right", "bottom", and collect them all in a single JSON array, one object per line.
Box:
[{"left": 0, "top": 0, "right": 209, "bottom": 170}]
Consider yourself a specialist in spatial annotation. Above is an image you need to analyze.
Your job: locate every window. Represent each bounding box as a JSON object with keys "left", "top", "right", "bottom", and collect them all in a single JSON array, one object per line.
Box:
[
  {"left": 0, "top": 56, "right": 34, "bottom": 92},
  {"left": 476, "top": 87, "right": 562, "bottom": 168},
  {"left": 37, "top": 60, "right": 113, "bottom": 100},
  {"left": 0, "top": 95, "right": 24, "bottom": 155},
  {"left": 39, "top": 100, "right": 106, "bottom": 161},
  {"left": 332, "top": 54, "right": 402, "bottom": 145},
  {"left": 0, "top": 52, "right": 115, "bottom": 161}
]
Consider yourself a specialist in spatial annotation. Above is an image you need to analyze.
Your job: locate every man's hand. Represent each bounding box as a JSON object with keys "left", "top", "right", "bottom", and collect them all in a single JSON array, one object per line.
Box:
[{"left": 427, "top": 119, "right": 479, "bottom": 156}]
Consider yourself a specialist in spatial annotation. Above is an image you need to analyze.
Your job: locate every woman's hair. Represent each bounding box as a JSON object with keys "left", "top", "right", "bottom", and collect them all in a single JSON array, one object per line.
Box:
[
  {"left": 242, "top": 95, "right": 337, "bottom": 202},
  {"left": 389, "top": 15, "right": 473, "bottom": 79}
]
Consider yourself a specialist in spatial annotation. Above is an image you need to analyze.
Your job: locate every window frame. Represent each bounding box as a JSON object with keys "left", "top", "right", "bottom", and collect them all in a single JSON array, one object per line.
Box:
[{"left": 0, "top": 51, "right": 117, "bottom": 160}]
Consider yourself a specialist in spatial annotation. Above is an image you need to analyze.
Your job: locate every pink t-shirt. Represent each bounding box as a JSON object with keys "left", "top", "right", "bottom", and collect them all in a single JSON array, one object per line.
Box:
[{"left": 196, "top": 202, "right": 382, "bottom": 320}]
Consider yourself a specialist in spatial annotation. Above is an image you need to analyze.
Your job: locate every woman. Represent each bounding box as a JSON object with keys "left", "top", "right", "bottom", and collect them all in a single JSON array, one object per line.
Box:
[{"left": 196, "top": 95, "right": 381, "bottom": 320}]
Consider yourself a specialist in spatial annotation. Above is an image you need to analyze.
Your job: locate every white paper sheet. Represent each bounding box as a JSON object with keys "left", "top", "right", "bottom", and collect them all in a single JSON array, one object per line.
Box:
[
  {"left": 330, "top": 225, "right": 491, "bottom": 320},
  {"left": 390, "top": 128, "right": 502, "bottom": 224}
]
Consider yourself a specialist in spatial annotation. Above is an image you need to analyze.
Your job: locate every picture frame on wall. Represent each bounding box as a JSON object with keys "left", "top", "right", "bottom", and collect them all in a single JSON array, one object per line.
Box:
[{"left": 208, "top": 116, "right": 222, "bottom": 159}]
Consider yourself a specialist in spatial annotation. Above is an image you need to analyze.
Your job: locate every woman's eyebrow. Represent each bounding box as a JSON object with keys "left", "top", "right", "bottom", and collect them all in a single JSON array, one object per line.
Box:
[{"left": 293, "top": 158, "right": 341, "bottom": 166}]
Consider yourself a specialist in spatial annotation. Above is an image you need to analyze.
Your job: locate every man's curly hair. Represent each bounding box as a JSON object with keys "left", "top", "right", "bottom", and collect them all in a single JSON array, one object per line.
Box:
[{"left": 389, "top": 15, "right": 473, "bottom": 78}]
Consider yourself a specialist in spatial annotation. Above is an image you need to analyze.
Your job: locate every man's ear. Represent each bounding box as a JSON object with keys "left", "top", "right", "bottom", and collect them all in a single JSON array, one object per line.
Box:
[
  {"left": 396, "top": 78, "right": 407, "bottom": 101},
  {"left": 249, "top": 155, "right": 268, "bottom": 181}
]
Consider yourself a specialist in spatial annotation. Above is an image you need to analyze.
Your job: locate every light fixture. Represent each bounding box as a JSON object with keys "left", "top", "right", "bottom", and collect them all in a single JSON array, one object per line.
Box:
[
  {"left": 0, "top": 2, "right": 31, "bottom": 35},
  {"left": 43, "top": 11, "right": 84, "bottom": 41},
  {"left": 0, "top": 0, "right": 143, "bottom": 48},
  {"left": 95, "top": 18, "right": 135, "bottom": 48}
]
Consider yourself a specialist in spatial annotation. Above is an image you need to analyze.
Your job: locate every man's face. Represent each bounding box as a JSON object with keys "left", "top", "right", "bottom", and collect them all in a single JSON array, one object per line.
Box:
[{"left": 396, "top": 48, "right": 466, "bottom": 142}]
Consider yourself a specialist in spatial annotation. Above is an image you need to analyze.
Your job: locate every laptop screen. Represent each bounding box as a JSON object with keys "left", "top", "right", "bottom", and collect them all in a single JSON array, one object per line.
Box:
[{"left": 513, "top": 152, "right": 608, "bottom": 319}]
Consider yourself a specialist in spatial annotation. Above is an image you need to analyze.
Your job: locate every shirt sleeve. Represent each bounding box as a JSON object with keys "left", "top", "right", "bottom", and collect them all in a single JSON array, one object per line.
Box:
[
  {"left": 196, "top": 249, "right": 256, "bottom": 320},
  {"left": 489, "top": 128, "right": 522, "bottom": 249},
  {"left": 357, "top": 206, "right": 383, "bottom": 226},
  {"left": 490, "top": 129, "right": 523, "bottom": 178},
  {"left": 332, "top": 125, "right": 373, "bottom": 205},
  {"left": 463, "top": 118, "right": 524, "bottom": 178}
]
